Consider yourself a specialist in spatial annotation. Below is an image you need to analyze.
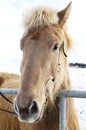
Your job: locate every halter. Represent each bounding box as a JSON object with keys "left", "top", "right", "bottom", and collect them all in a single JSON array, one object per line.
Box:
[
  {"left": 58, "top": 41, "right": 67, "bottom": 66},
  {"left": 45, "top": 41, "right": 67, "bottom": 97},
  {"left": 0, "top": 42, "right": 67, "bottom": 115},
  {"left": 62, "top": 41, "right": 67, "bottom": 57}
]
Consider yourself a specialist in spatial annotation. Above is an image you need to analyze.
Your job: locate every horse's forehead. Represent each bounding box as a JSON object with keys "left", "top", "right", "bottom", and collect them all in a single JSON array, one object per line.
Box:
[{"left": 22, "top": 26, "right": 62, "bottom": 45}]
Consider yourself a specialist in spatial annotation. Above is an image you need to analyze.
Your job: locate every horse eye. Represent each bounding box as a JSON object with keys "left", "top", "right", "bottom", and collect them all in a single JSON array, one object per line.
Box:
[
  {"left": 20, "top": 44, "right": 23, "bottom": 51},
  {"left": 20, "top": 47, "right": 22, "bottom": 50},
  {"left": 53, "top": 43, "right": 58, "bottom": 51},
  {"left": 20, "top": 46, "right": 23, "bottom": 51}
]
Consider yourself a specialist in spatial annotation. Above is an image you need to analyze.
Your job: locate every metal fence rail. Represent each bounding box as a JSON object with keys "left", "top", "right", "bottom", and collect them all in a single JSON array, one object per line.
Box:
[
  {"left": 0, "top": 88, "right": 86, "bottom": 130},
  {"left": 0, "top": 88, "right": 18, "bottom": 94}
]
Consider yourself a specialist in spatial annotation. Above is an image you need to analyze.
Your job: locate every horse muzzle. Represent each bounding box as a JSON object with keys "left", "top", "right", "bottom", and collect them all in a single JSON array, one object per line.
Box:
[{"left": 13, "top": 97, "right": 42, "bottom": 123}]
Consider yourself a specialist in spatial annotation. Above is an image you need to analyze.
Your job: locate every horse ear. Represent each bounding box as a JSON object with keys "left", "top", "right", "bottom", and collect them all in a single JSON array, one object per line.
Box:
[{"left": 58, "top": 1, "right": 72, "bottom": 26}]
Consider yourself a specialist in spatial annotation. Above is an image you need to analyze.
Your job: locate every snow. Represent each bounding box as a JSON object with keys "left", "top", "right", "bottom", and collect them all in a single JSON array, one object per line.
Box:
[{"left": 69, "top": 68, "right": 86, "bottom": 130}]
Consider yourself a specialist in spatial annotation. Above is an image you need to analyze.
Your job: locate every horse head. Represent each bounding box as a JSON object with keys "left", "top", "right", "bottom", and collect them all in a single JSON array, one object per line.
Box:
[{"left": 14, "top": 2, "right": 72, "bottom": 123}]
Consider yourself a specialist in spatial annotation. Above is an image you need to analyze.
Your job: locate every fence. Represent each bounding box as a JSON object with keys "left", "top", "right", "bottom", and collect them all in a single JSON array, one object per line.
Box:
[{"left": 0, "top": 88, "right": 86, "bottom": 130}]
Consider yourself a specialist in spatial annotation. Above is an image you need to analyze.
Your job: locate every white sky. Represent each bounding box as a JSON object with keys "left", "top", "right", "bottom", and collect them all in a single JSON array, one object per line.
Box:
[{"left": 0, "top": 0, "right": 86, "bottom": 73}]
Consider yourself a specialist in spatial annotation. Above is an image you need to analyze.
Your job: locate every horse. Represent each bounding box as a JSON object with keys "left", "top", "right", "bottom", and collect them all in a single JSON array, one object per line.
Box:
[{"left": 0, "top": 2, "right": 80, "bottom": 130}]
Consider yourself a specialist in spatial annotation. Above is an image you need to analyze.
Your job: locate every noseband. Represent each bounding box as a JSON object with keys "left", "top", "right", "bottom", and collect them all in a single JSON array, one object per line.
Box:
[{"left": 45, "top": 41, "right": 67, "bottom": 97}]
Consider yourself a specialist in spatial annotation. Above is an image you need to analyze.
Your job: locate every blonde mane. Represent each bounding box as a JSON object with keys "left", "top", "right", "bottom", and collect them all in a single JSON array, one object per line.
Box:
[{"left": 23, "top": 7, "right": 59, "bottom": 31}]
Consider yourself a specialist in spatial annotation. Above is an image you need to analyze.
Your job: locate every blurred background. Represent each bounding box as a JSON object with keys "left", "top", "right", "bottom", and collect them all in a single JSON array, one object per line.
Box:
[{"left": 0, "top": 0, "right": 86, "bottom": 73}]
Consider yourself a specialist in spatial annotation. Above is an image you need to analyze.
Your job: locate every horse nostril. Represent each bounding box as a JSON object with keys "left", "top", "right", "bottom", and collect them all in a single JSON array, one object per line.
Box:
[
  {"left": 14, "top": 97, "right": 39, "bottom": 120},
  {"left": 29, "top": 101, "right": 38, "bottom": 116}
]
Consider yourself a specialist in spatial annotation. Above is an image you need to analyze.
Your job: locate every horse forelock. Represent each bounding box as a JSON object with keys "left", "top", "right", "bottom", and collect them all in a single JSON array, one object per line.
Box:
[{"left": 23, "top": 6, "right": 59, "bottom": 31}]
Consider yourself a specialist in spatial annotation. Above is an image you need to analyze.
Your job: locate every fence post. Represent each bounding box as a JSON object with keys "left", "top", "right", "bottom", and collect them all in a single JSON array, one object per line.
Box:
[{"left": 59, "top": 97, "right": 66, "bottom": 130}]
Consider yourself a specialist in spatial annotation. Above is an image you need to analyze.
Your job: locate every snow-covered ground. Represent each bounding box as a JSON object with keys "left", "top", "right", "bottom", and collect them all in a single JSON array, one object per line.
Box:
[{"left": 69, "top": 68, "right": 86, "bottom": 130}]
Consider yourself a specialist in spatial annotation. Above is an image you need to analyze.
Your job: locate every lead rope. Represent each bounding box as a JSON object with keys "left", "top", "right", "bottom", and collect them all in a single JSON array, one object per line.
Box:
[
  {"left": 0, "top": 92, "right": 13, "bottom": 104},
  {"left": 0, "top": 92, "right": 16, "bottom": 115}
]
